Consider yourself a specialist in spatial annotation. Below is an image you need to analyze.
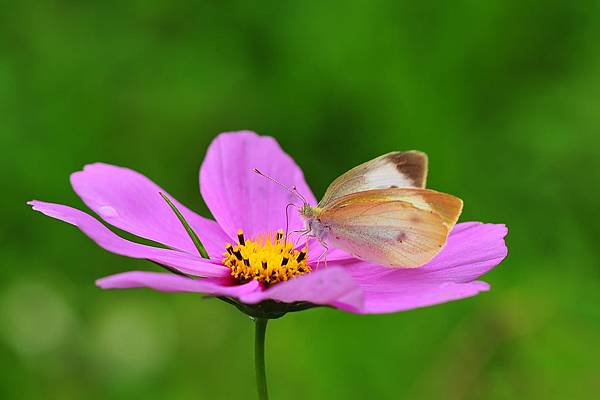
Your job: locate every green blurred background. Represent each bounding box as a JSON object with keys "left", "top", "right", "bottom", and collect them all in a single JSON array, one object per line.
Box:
[{"left": 1, "top": 1, "right": 599, "bottom": 399}]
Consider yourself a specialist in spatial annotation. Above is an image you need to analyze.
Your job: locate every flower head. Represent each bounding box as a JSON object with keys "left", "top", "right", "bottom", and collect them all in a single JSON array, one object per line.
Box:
[
  {"left": 223, "top": 230, "right": 311, "bottom": 285},
  {"left": 29, "top": 131, "right": 508, "bottom": 316}
]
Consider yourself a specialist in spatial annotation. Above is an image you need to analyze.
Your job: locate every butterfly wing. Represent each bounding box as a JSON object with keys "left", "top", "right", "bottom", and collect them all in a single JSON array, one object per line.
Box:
[
  {"left": 318, "top": 151, "right": 428, "bottom": 208},
  {"left": 318, "top": 188, "right": 463, "bottom": 268}
]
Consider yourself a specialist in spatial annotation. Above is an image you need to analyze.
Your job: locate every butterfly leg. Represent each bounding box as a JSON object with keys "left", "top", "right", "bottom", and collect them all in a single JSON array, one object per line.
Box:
[
  {"left": 314, "top": 238, "right": 329, "bottom": 270},
  {"left": 287, "top": 228, "right": 309, "bottom": 247}
]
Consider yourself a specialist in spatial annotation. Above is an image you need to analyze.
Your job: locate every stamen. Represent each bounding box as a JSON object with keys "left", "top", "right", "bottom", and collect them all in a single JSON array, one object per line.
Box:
[
  {"left": 296, "top": 248, "right": 307, "bottom": 262},
  {"left": 281, "top": 256, "right": 289, "bottom": 266},
  {"left": 232, "top": 246, "right": 243, "bottom": 260},
  {"left": 261, "top": 260, "right": 268, "bottom": 269},
  {"left": 225, "top": 244, "right": 234, "bottom": 255},
  {"left": 275, "top": 229, "right": 284, "bottom": 242},
  {"left": 237, "top": 229, "right": 246, "bottom": 246}
]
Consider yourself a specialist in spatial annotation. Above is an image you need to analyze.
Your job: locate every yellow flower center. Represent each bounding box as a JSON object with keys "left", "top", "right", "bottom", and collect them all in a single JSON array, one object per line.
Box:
[{"left": 223, "top": 229, "right": 311, "bottom": 285}]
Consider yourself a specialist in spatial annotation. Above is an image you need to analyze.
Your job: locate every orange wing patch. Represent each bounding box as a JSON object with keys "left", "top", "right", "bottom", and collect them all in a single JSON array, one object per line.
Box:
[{"left": 319, "top": 188, "right": 463, "bottom": 268}]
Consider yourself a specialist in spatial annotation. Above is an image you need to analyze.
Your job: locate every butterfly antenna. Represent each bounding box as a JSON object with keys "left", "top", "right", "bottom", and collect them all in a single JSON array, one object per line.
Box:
[{"left": 252, "top": 168, "right": 308, "bottom": 205}]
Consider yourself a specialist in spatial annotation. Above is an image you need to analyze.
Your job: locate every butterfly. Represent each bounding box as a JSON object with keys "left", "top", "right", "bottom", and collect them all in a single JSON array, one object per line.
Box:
[{"left": 255, "top": 151, "right": 463, "bottom": 268}]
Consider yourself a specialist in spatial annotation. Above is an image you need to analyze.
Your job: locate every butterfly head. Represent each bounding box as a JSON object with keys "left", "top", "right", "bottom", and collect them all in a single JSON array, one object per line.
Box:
[{"left": 299, "top": 204, "right": 320, "bottom": 219}]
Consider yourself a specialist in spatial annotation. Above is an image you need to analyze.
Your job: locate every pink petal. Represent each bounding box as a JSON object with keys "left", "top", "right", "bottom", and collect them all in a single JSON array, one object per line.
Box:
[
  {"left": 28, "top": 201, "right": 229, "bottom": 278},
  {"left": 200, "top": 131, "right": 317, "bottom": 239},
  {"left": 419, "top": 222, "right": 508, "bottom": 281},
  {"left": 97, "top": 268, "right": 362, "bottom": 312},
  {"left": 308, "top": 242, "right": 354, "bottom": 263},
  {"left": 239, "top": 267, "right": 364, "bottom": 312},
  {"left": 71, "top": 163, "right": 229, "bottom": 258},
  {"left": 339, "top": 222, "right": 508, "bottom": 313},
  {"left": 354, "top": 280, "right": 490, "bottom": 314},
  {"left": 97, "top": 271, "right": 259, "bottom": 296}
]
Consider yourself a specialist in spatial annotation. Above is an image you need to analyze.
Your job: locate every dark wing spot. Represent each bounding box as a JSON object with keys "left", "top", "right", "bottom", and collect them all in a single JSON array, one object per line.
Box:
[
  {"left": 386, "top": 151, "right": 427, "bottom": 187},
  {"left": 389, "top": 185, "right": 398, "bottom": 188},
  {"left": 396, "top": 232, "right": 408, "bottom": 242}
]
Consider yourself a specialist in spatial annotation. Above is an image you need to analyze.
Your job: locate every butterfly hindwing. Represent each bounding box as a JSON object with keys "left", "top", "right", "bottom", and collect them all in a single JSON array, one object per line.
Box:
[
  {"left": 318, "top": 188, "right": 463, "bottom": 268},
  {"left": 318, "top": 151, "right": 428, "bottom": 207}
]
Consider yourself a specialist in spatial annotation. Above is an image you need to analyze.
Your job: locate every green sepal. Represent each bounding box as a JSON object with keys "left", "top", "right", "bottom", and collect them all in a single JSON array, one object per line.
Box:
[
  {"left": 217, "top": 297, "right": 320, "bottom": 319},
  {"left": 160, "top": 192, "right": 209, "bottom": 259}
]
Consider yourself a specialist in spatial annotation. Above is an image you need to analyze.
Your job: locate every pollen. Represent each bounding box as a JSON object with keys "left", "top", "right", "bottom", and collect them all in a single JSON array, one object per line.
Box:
[{"left": 223, "top": 229, "right": 311, "bottom": 285}]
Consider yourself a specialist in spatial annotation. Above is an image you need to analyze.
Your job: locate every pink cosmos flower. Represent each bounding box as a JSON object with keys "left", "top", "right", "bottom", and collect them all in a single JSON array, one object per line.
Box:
[{"left": 28, "top": 131, "right": 508, "bottom": 316}]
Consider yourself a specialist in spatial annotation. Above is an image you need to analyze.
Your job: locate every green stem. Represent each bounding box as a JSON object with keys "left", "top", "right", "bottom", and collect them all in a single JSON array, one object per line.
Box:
[{"left": 254, "top": 318, "right": 269, "bottom": 400}]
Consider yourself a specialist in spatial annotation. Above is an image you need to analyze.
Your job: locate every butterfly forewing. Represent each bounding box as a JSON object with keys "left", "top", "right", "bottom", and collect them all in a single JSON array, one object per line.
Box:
[
  {"left": 319, "top": 188, "right": 463, "bottom": 268},
  {"left": 318, "top": 151, "right": 428, "bottom": 207}
]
